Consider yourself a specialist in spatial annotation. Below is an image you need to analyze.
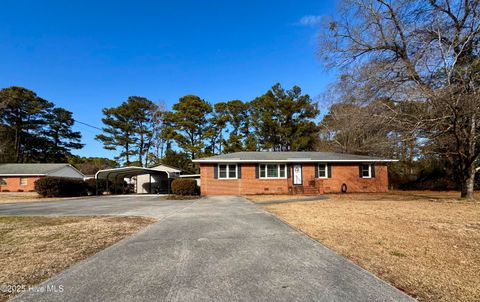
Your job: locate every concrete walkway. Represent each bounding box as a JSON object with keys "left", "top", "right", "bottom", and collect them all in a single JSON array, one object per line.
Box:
[{"left": 10, "top": 196, "right": 414, "bottom": 302}]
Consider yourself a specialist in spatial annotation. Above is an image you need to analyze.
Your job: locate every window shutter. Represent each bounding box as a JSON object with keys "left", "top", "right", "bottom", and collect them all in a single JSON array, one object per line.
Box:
[
  {"left": 255, "top": 164, "right": 259, "bottom": 178},
  {"left": 371, "top": 164, "right": 376, "bottom": 178},
  {"left": 287, "top": 164, "right": 291, "bottom": 178},
  {"left": 214, "top": 164, "right": 218, "bottom": 179},
  {"left": 237, "top": 164, "right": 242, "bottom": 179},
  {"left": 315, "top": 164, "right": 319, "bottom": 178},
  {"left": 359, "top": 164, "right": 363, "bottom": 178},
  {"left": 327, "top": 164, "right": 332, "bottom": 178}
]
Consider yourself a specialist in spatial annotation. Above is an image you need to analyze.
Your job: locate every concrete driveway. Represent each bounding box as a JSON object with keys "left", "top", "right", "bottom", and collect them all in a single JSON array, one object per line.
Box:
[
  {"left": 0, "top": 195, "right": 193, "bottom": 218},
  {"left": 3, "top": 196, "right": 414, "bottom": 302}
]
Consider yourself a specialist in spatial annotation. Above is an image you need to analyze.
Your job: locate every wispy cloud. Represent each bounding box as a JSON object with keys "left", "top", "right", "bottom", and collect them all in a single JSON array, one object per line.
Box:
[{"left": 298, "top": 15, "right": 323, "bottom": 26}]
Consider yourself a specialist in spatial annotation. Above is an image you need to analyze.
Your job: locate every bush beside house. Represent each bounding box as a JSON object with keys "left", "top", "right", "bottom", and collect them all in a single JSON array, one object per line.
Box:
[
  {"left": 34, "top": 177, "right": 133, "bottom": 197},
  {"left": 171, "top": 179, "right": 198, "bottom": 196},
  {"left": 84, "top": 178, "right": 108, "bottom": 195},
  {"left": 34, "top": 177, "right": 88, "bottom": 197}
]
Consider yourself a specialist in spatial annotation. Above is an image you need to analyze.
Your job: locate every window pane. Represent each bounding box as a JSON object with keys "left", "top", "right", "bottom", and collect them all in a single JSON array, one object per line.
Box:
[
  {"left": 267, "top": 164, "right": 278, "bottom": 177},
  {"left": 20, "top": 177, "right": 27, "bottom": 186},
  {"left": 318, "top": 164, "right": 326, "bottom": 177},
  {"left": 228, "top": 164, "right": 237, "bottom": 178},
  {"left": 219, "top": 165, "right": 227, "bottom": 178},
  {"left": 279, "top": 165, "right": 285, "bottom": 178},
  {"left": 362, "top": 164, "right": 370, "bottom": 177},
  {"left": 260, "top": 165, "right": 266, "bottom": 177}
]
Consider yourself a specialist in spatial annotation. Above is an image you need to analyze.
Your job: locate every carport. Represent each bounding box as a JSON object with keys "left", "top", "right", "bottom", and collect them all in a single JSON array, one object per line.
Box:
[{"left": 95, "top": 167, "right": 173, "bottom": 195}]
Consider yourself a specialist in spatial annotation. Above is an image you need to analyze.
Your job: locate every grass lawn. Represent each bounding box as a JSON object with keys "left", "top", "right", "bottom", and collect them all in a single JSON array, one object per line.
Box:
[
  {"left": 0, "top": 192, "right": 77, "bottom": 204},
  {"left": 247, "top": 191, "right": 480, "bottom": 302},
  {"left": 0, "top": 216, "right": 156, "bottom": 302}
]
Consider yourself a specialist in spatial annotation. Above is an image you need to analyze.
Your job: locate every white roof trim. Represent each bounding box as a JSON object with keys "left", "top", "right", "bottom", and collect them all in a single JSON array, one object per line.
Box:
[
  {"left": 0, "top": 174, "right": 46, "bottom": 176},
  {"left": 192, "top": 159, "right": 398, "bottom": 163}
]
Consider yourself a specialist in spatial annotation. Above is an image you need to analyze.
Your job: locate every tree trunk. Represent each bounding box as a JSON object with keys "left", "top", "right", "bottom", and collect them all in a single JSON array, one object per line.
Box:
[
  {"left": 460, "top": 113, "right": 478, "bottom": 200},
  {"left": 460, "top": 165, "right": 476, "bottom": 200},
  {"left": 138, "top": 136, "right": 144, "bottom": 167},
  {"left": 126, "top": 141, "right": 130, "bottom": 166}
]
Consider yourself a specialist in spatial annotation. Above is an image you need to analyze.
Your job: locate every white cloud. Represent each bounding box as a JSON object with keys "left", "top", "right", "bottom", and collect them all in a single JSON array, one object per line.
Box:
[{"left": 298, "top": 15, "right": 323, "bottom": 26}]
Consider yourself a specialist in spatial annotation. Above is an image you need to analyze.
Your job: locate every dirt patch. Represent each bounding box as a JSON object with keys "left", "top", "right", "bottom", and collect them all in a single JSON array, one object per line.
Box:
[
  {"left": 261, "top": 191, "right": 480, "bottom": 302},
  {"left": 0, "top": 216, "right": 156, "bottom": 301}
]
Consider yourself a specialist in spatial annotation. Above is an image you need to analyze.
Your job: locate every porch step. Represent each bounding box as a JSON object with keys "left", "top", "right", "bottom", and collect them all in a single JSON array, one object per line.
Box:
[
  {"left": 291, "top": 184, "right": 322, "bottom": 195},
  {"left": 293, "top": 186, "right": 320, "bottom": 195}
]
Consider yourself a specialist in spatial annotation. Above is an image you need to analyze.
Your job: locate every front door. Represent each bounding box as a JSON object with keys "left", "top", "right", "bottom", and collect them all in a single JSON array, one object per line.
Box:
[{"left": 293, "top": 164, "right": 302, "bottom": 185}]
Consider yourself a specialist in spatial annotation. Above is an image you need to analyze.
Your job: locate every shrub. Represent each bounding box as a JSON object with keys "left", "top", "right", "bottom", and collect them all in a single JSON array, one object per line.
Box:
[
  {"left": 171, "top": 178, "right": 198, "bottom": 196},
  {"left": 34, "top": 177, "right": 88, "bottom": 197},
  {"left": 83, "top": 178, "right": 129, "bottom": 195},
  {"left": 17, "top": 189, "right": 24, "bottom": 192},
  {"left": 84, "top": 178, "right": 108, "bottom": 195},
  {"left": 2, "top": 190, "right": 10, "bottom": 192}
]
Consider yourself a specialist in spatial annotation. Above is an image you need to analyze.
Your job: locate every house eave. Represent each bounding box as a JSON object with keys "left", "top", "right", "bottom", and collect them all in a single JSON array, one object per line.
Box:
[
  {"left": 192, "top": 159, "right": 399, "bottom": 163},
  {"left": 0, "top": 174, "right": 46, "bottom": 176}
]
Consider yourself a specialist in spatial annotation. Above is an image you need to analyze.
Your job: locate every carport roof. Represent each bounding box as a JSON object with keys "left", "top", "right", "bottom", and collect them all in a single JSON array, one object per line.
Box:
[{"left": 95, "top": 167, "right": 170, "bottom": 180}]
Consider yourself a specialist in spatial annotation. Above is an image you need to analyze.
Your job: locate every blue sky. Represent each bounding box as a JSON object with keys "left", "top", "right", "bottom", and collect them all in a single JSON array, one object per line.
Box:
[{"left": 0, "top": 0, "right": 337, "bottom": 159}]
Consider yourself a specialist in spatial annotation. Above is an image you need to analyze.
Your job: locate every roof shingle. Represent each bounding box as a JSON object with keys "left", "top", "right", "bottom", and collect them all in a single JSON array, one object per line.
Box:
[
  {"left": 0, "top": 163, "right": 72, "bottom": 175},
  {"left": 193, "top": 151, "right": 396, "bottom": 163}
]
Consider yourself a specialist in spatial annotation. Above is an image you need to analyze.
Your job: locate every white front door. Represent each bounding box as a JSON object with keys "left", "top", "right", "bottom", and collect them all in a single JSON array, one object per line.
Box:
[{"left": 293, "top": 164, "right": 302, "bottom": 185}]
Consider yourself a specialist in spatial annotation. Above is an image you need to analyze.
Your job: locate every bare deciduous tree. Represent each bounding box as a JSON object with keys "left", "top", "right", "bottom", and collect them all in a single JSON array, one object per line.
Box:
[{"left": 320, "top": 0, "right": 480, "bottom": 199}]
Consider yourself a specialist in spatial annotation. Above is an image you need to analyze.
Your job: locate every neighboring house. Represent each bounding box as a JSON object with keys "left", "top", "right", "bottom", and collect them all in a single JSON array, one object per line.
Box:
[
  {"left": 192, "top": 152, "right": 397, "bottom": 195},
  {"left": 0, "top": 163, "right": 86, "bottom": 192}
]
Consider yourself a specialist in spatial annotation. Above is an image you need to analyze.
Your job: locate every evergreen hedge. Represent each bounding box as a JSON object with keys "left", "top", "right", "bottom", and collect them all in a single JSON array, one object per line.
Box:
[{"left": 34, "top": 177, "right": 88, "bottom": 197}]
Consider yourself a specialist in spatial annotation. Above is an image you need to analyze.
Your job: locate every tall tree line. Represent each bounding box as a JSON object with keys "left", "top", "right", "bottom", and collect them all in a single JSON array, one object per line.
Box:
[
  {"left": 96, "top": 83, "right": 320, "bottom": 169},
  {"left": 0, "top": 86, "right": 83, "bottom": 163}
]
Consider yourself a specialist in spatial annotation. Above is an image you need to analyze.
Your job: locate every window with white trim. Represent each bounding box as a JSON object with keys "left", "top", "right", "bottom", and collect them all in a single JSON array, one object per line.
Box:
[
  {"left": 20, "top": 177, "right": 28, "bottom": 186},
  {"left": 219, "top": 164, "right": 237, "bottom": 179},
  {"left": 318, "top": 163, "right": 328, "bottom": 178},
  {"left": 259, "top": 164, "right": 287, "bottom": 179},
  {"left": 361, "top": 164, "right": 372, "bottom": 178}
]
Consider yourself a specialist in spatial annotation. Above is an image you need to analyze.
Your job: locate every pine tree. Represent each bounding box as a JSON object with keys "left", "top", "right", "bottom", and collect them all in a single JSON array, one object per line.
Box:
[
  {"left": 96, "top": 96, "right": 158, "bottom": 166},
  {"left": 168, "top": 95, "right": 213, "bottom": 159},
  {"left": 0, "top": 86, "right": 83, "bottom": 163},
  {"left": 250, "top": 83, "right": 319, "bottom": 151}
]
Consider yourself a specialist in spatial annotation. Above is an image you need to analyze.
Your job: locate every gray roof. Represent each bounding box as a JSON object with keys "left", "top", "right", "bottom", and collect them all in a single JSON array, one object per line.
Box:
[
  {"left": 0, "top": 163, "right": 73, "bottom": 175},
  {"left": 192, "top": 152, "right": 396, "bottom": 163}
]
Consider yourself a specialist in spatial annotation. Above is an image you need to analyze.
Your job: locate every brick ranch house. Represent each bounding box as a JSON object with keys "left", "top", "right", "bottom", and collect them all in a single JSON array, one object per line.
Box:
[
  {"left": 0, "top": 163, "right": 85, "bottom": 192},
  {"left": 193, "top": 152, "right": 397, "bottom": 195}
]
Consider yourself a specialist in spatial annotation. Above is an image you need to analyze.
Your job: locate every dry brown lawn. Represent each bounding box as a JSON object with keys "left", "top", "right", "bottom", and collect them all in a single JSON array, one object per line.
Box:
[
  {"left": 248, "top": 191, "right": 480, "bottom": 302},
  {"left": 0, "top": 216, "right": 156, "bottom": 302},
  {"left": 0, "top": 192, "right": 81, "bottom": 204}
]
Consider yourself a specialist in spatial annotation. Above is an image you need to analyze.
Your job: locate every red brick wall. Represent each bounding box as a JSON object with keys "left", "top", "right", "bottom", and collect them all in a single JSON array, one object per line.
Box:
[
  {"left": 320, "top": 163, "right": 389, "bottom": 193},
  {"left": 200, "top": 163, "right": 389, "bottom": 195},
  {"left": 0, "top": 176, "right": 42, "bottom": 192}
]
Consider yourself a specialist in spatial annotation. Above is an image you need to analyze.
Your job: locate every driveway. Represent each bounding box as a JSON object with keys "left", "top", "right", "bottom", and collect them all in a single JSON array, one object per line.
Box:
[
  {"left": 0, "top": 195, "right": 193, "bottom": 218},
  {"left": 4, "top": 196, "right": 414, "bottom": 302}
]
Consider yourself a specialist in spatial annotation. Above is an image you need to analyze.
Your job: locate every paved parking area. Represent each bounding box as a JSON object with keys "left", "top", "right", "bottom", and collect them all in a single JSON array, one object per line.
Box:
[
  {"left": 0, "top": 195, "right": 193, "bottom": 218},
  {"left": 3, "top": 195, "right": 413, "bottom": 302}
]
